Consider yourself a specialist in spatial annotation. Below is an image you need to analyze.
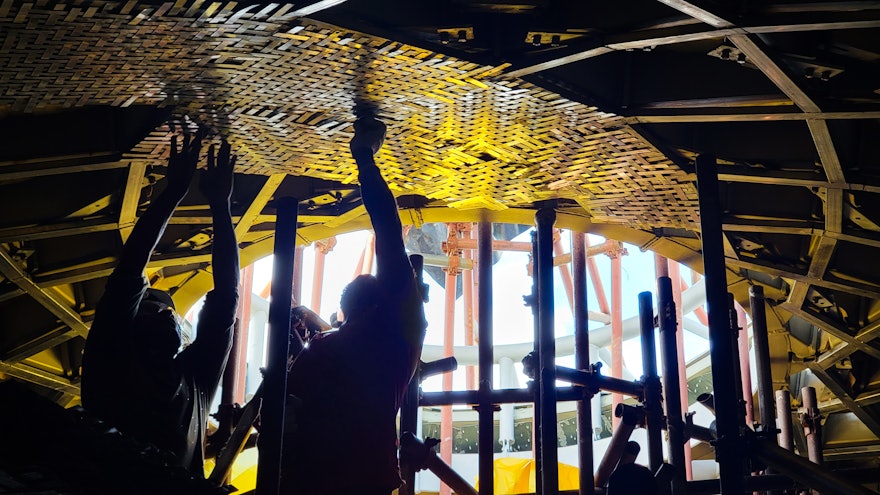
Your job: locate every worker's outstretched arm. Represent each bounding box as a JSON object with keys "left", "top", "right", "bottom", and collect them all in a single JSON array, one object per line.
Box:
[
  {"left": 117, "top": 131, "right": 201, "bottom": 277},
  {"left": 200, "top": 141, "right": 240, "bottom": 297},
  {"left": 350, "top": 118, "right": 409, "bottom": 291},
  {"left": 350, "top": 118, "right": 426, "bottom": 364},
  {"left": 186, "top": 142, "right": 239, "bottom": 388}
]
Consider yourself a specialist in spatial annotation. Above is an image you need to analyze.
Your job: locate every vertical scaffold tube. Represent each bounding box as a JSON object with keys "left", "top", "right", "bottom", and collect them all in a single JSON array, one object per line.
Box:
[
  {"left": 572, "top": 232, "right": 595, "bottom": 493},
  {"left": 536, "top": 208, "right": 559, "bottom": 495},
  {"left": 478, "top": 220, "right": 495, "bottom": 495},
  {"left": 802, "top": 386, "right": 823, "bottom": 466},
  {"left": 728, "top": 293, "right": 747, "bottom": 430},
  {"left": 695, "top": 154, "right": 744, "bottom": 495},
  {"left": 638, "top": 291, "right": 663, "bottom": 473},
  {"left": 399, "top": 254, "right": 426, "bottom": 495},
  {"left": 658, "top": 277, "right": 686, "bottom": 494},
  {"left": 257, "top": 197, "right": 299, "bottom": 495},
  {"left": 530, "top": 231, "right": 543, "bottom": 495},
  {"left": 750, "top": 286, "right": 776, "bottom": 433},
  {"left": 776, "top": 390, "right": 794, "bottom": 452}
]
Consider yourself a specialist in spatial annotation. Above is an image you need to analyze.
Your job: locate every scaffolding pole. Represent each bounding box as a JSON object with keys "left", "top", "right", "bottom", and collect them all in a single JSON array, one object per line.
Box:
[
  {"left": 256, "top": 197, "right": 299, "bottom": 495},
  {"left": 695, "top": 154, "right": 744, "bottom": 495}
]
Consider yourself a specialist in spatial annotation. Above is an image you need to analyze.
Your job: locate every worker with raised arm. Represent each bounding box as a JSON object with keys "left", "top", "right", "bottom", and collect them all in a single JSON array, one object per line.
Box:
[
  {"left": 81, "top": 132, "right": 240, "bottom": 476},
  {"left": 280, "top": 117, "right": 428, "bottom": 495}
]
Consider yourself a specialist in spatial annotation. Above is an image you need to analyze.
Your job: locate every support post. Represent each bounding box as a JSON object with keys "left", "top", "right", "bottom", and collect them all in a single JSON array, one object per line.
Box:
[
  {"left": 638, "top": 291, "right": 663, "bottom": 473},
  {"left": 611, "top": 253, "right": 624, "bottom": 430},
  {"left": 776, "top": 390, "right": 794, "bottom": 452},
  {"left": 738, "top": 305, "right": 755, "bottom": 428},
  {"left": 529, "top": 230, "right": 543, "bottom": 495},
  {"left": 257, "top": 197, "right": 299, "bottom": 495},
  {"left": 536, "top": 208, "right": 559, "bottom": 495},
  {"left": 669, "top": 261, "right": 694, "bottom": 479},
  {"left": 399, "top": 254, "right": 426, "bottom": 495},
  {"left": 478, "top": 220, "right": 495, "bottom": 495},
  {"left": 728, "top": 293, "right": 747, "bottom": 429},
  {"left": 695, "top": 154, "right": 744, "bottom": 495},
  {"left": 801, "top": 386, "right": 823, "bottom": 466},
  {"left": 751, "top": 286, "right": 776, "bottom": 434},
  {"left": 572, "top": 232, "right": 595, "bottom": 493},
  {"left": 658, "top": 276, "right": 686, "bottom": 495}
]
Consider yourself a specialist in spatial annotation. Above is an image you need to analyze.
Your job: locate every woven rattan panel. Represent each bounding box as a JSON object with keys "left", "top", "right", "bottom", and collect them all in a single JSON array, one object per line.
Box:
[{"left": 0, "top": 1, "right": 700, "bottom": 228}]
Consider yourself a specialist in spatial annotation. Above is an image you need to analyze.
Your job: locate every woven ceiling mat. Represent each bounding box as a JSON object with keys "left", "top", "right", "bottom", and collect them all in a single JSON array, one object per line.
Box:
[{"left": 1, "top": 1, "right": 700, "bottom": 228}]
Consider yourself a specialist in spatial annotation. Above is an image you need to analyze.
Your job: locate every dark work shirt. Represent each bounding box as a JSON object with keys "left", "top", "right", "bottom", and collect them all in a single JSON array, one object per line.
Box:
[
  {"left": 607, "top": 462, "right": 658, "bottom": 495},
  {"left": 280, "top": 268, "right": 426, "bottom": 495},
  {"left": 81, "top": 272, "right": 235, "bottom": 475}
]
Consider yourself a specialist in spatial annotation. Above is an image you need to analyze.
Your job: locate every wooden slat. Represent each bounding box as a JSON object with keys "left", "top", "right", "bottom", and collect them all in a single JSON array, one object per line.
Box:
[{"left": 0, "top": 248, "right": 89, "bottom": 337}]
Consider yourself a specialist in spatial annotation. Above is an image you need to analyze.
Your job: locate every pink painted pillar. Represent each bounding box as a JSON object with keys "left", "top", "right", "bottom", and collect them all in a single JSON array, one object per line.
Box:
[
  {"left": 611, "top": 253, "right": 623, "bottom": 430},
  {"left": 440, "top": 267, "right": 458, "bottom": 495},
  {"left": 738, "top": 305, "right": 755, "bottom": 428},
  {"left": 669, "top": 261, "right": 693, "bottom": 480}
]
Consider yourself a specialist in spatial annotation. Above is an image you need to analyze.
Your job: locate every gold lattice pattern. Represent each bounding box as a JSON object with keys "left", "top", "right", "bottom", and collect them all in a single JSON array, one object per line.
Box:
[{"left": 0, "top": 1, "right": 700, "bottom": 228}]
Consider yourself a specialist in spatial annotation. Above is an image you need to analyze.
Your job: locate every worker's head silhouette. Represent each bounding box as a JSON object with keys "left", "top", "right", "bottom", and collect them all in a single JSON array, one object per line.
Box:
[
  {"left": 339, "top": 274, "right": 385, "bottom": 324},
  {"left": 134, "top": 288, "right": 183, "bottom": 360}
]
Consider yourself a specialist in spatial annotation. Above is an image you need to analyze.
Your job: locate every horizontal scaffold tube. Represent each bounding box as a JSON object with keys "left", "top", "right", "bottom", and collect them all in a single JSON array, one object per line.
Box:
[
  {"left": 419, "top": 387, "right": 583, "bottom": 407},
  {"left": 555, "top": 365, "right": 645, "bottom": 399},
  {"left": 421, "top": 280, "right": 707, "bottom": 365}
]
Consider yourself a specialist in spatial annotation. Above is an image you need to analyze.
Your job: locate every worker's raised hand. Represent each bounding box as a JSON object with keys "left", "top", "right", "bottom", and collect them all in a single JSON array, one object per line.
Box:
[
  {"left": 166, "top": 130, "right": 202, "bottom": 197},
  {"left": 200, "top": 141, "right": 236, "bottom": 207},
  {"left": 350, "top": 117, "right": 387, "bottom": 156}
]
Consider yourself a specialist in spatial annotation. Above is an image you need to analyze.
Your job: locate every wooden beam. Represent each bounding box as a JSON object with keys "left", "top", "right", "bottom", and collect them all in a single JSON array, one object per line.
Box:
[
  {"left": 807, "top": 362, "right": 880, "bottom": 440},
  {"left": 782, "top": 303, "right": 880, "bottom": 361},
  {"left": 654, "top": 0, "right": 733, "bottom": 27},
  {"left": 2, "top": 326, "right": 78, "bottom": 363},
  {"left": 0, "top": 248, "right": 89, "bottom": 337},
  {"left": 625, "top": 111, "right": 880, "bottom": 123},
  {"left": 728, "top": 34, "right": 821, "bottom": 112},
  {"left": 730, "top": 257, "right": 880, "bottom": 299},
  {"left": 717, "top": 168, "right": 831, "bottom": 188},
  {"left": 118, "top": 161, "right": 147, "bottom": 242},
  {"left": 807, "top": 120, "right": 847, "bottom": 184},
  {"left": 0, "top": 154, "right": 126, "bottom": 180},
  {"left": 0, "top": 218, "right": 119, "bottom": 242},
  {"left": 505, "top": 0, "right": 879, "bottom": 76},
  {"left": 235, "top": 174, "right": 285, "bottom": 239},
  {"left": 0, "top": 361, "right": 80, "bottom": 396},
  {"left": 819, "top": 388, "right": 880, "bottom": 416}
]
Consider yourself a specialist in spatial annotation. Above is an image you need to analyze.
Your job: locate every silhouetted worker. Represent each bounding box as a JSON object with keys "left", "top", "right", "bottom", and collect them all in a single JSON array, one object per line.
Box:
[
  {"left": 279, "top": 117, "right": 428, "bottom": 495},
  {"left": 81, "top": 132, "right": 240, "bottom": 476},
  {"left": 607, "top": 441, "right": 658, "bottom": 495}
]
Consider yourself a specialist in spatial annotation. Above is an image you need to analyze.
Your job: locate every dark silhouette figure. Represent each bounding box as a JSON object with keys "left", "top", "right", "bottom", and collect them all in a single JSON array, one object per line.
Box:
[
  {"left": 81, "top": 132, "right": 240, "bottom": 476},
  {"left": 280, "top": 118, "right": 428, "bottom": 495},
  {"left": 607, "top": 441, "right": 658, "bottom": 495}
]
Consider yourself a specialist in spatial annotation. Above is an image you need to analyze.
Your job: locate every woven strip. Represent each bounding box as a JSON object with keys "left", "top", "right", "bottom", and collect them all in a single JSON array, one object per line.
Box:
[{"left": 0, "top": 1, "right": 699, "bottom": 228}]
